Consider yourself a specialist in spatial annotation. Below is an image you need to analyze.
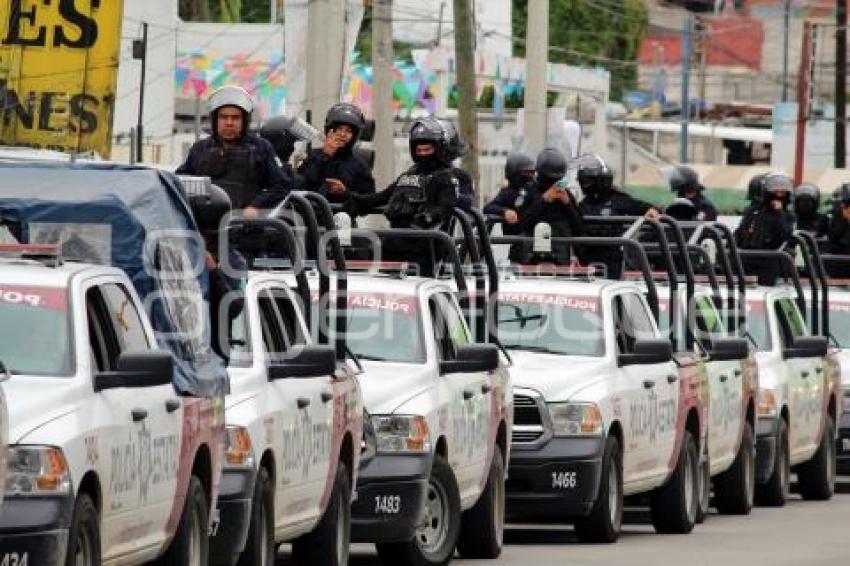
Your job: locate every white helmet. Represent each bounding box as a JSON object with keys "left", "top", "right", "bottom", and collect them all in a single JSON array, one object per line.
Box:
[{"left": 207, "top": 85, "right": 254, "bottom": 114}]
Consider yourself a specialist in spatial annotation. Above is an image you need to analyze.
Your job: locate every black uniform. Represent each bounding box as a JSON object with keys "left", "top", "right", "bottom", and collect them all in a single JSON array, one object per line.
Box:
[
  {"left": 797, "top": 213, "right": 829, "bottom": 237},
  {"left": 578, "top": 188, "right": 654, "bottom": 278},
  {"left": 734, "top": 206, "right": 795, "bottom": 285},
  {"left": 297, "top": 147, "right": 376, "bottom": 210},
  {"left": 176, "top": 135, "right": 292, "bottom": 210},
  {"left": 688, "top": 192, "right": 718, "bottom": 221},
  {"left": 484, "top": 180, "right": 582, "bottom": 264}
]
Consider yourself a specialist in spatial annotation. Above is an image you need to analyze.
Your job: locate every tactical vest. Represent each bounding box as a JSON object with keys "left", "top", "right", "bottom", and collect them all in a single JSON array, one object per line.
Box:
[
  {"left": 385, "top": 173, "right": 428, "bottom": 221},
  {"left": 197, "top": 145, "right": 260, "bottom": 209}
]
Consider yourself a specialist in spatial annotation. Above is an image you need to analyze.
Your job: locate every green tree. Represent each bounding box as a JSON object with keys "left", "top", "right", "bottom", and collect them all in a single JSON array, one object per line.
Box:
[{"left": 512, "top": 0, "right": 647, "bottom": 101}]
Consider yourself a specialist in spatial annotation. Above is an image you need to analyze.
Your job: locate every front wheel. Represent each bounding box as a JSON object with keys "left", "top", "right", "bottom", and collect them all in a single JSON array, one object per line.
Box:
[
  {"left": 755, "top": 419, "right": 790, "bottom": 507},
  {"left": 457, "top": 449, "right": 505, "bottom": 558},
  {"left": 714, "top": 422, "right": 755, "bottom": 515},
  {"left": 155, "top": 475, "right": 209, "bottom": 566},
  {"left": 376, "top": 454, "right": 461, "bottom": 566},
  {"left": 65, "top": 493, "right": 100, "bottom": 566},
  {"left": 574, "top": 435, "right": 623, "bottom": 543},
  {"left": 292, "top": 463, "right": 351, "bottom": 566},
  {"left": 797, "top": 415, "right": 836, "bottom": 501},
  {"left": 238, "top": 467, "right": 275, "bottom": 566},
  {"left": 650, "top": 431, "right": 698, "bottom": 534}
]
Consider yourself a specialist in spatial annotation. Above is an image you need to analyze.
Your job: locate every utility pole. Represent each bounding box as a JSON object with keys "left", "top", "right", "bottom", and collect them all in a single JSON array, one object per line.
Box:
[
  {"left": 696, "top": 16, "right": 707, "bottom": 118},
  {"left": 782, "top": 0, "right": 791, "bottom": 101},
  {"left": 524, "top": 0, "right": 550, "bottom": 154},
  {"left": 794, "top": 21, "right": 814, "bottom": 185},
  {"left": 132, "top": 22, "right": 148, "bottom": 163},
  {"left": 836, "top": 0, "right": 847, "bottom": 168},
  {"left": 680, "top": 16, "right": 692, "bottom": 164},
  {"left": 305, "top": 0, "right": 346, "bottom": 131},
  {"left": 373, "top": 0, "right": 395, "bottom": 189},
  {"left": 453, "top": 0, "right": 480, "bottom": 194}
]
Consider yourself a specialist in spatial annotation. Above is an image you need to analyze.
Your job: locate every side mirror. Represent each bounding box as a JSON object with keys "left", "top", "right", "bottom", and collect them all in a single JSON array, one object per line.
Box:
[
  {"left": 783, "top": 336, "right": 828, "bottom": 359},
  {"left": 440, "top": 344, "right": 500, "bottom": 375},
  {"left": 94, "top": 350, "right": 174, "bottom": 392},
  {"left": 617, "top": 339, "right": 673, "bottom": 367},
  {"left": 708, "top": 337, "right": 749, "bottom": 362},
  {"left": 268, "top": 345, "right": 337, "bottom": 379}
]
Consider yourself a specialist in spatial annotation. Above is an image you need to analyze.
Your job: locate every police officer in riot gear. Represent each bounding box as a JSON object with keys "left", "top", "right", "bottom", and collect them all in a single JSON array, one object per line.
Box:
[
  {"left": 353, "top": 116, "right": 459, "bottom": 275},
  {"left": 668, "top": 164, "right": 717, "bottom": 221},
  {"left": 575, "top": 154, "right": 658, "bottom": 277},
  {"left": 794, "top": 183, "right": 828, "bottom": 237},
  {"left": 297, "top": 102, "right": 375, "bottom": 210},
  {"left": 188, "top": 183, "right": 247, "bottom": 363},
  {"left": 442, "top": 119, "right": 475, "bottom": 211},
  {"left": 665, "top": 197, "right": 699, "bottom": 221},
  {"left": 177, "top": 86, "right": 292, "bottom": 218},
  {"left": 828, "top": 184, "right": 850, "bottom": 255},
  {"left": 485, "top": 149, "right": 581, "bottom": 264},
  {"left": 735, "top": 173, "right": 795, "bottom": 285}
]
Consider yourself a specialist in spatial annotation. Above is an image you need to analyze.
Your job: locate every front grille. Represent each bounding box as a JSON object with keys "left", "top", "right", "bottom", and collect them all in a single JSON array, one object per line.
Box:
[{"left": 512, "top": 394, "right": 547, "bottom": 445}]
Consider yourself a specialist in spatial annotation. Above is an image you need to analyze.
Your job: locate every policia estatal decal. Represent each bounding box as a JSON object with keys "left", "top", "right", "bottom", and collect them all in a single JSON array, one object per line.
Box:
[{"left": 0, "top": 0, "right": 124, "bottom": 157}]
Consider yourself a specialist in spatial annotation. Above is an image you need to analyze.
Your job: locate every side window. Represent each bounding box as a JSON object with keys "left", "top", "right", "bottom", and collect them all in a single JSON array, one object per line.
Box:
[
  {"left": 100, "top": 284, "right": 150, "bottom": 352},
  {"left": 774, "top": 298, "right": 807, "bottom": 348},
  {"left": 87, "top": 288, "right": 114, "bottom": 373},
  {"left": 428, "top": 293, "right": 470, "bottom": 361},
  {"left": 258, "top": 288, "right": 305, "bottom": 360},
  {"left": 612, "top": 293, "right": 655, "bottom": 354},
  {"left": 694, "top": 296, "right": 724, "bottom": 340}
]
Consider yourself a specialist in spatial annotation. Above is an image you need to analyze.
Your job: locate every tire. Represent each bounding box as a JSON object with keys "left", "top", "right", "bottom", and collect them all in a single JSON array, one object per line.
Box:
[
  {"left": 376, "top": 455, "right": 461, "bottom": 566},
  {"left": 755, "top": 419, "right": 790, "bottom": 507},
  {"left": 238, "top": 467, "right": 275, "bottom": 566},
  {"left": 650, "top": 431, "right": 699, "bottom": 535},
  {"left": 695, "top": 453, "right": 710, "bottom": 524},
  {"left": 292, "top": 463, "right": 351, "bottom": 566},
  {"left": 574, "top": 435, "right": 623, "bottom": 544},
  {"left": 457, "top": 449, "right": 505, "bottom": 558},
  {"left": 714, "top": 422, "right": 755, "bottom": 515},
  {"left": 797, "top": 415, "right": 836, "bottom": 501},
  {"left": 157, "top": 475, "right": 209, "bottom": 566},
  {"left": 65, "top": 493, "right": 100, "bottom": 566}
]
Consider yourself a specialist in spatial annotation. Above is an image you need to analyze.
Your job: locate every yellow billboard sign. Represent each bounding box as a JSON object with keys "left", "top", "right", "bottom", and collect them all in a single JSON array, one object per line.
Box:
[{"left": 0, "top": 0, "right": 124, "bottom": 157}]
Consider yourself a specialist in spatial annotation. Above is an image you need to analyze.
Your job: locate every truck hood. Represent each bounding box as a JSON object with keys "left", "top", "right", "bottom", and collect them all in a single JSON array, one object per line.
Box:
[
  {"left": 508, "top": 351, "right": 611, "bottom": 401},
  {"left": 225, "top": 368, "right": 260, "bottom": 411},
  {"left": 358, "top": 362, "right": 435, "bottom": 415},
  {"left": 4, "top": 377, "right": 80, "bottom": 443}
]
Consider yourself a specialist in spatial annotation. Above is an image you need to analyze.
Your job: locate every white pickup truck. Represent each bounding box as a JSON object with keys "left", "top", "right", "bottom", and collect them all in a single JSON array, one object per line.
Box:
[
  {"left": 826, "top": 288, "right": 850, "bottom": 473},
  {"left": 0, "top": 372, "right": 7, "bottom": 507},
  {"left": 0, "top": 255, "right": 225, "bottom": 566},
  {"left": 501, "top": 274, "right": 705, "bottom": 542},
  {"left": 745, "top": 286, "right": 838, "bottom": 504}
]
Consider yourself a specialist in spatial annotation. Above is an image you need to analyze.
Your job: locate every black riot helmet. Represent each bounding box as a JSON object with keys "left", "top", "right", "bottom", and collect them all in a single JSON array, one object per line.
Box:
[
  {"left": 441, "top": 119, "right": 468, "bottom": 161},
  {"left": 505, "top": 152, "right": 535, "bottom": 187},
  {"left": 747, "top": 173, "right": 767, "bottom": 203},
  {"left": 664, "top": 197, "right": 698, "bottom": 221},
  {"left": 535, "top": 147, "right": 567, "bottom": 188},
  {"left": 189, "top": 182, "right": 232, "bottom": 235},
  {"left": 324, "top": 102, "right": 366, "bottom": 139},
  {"left": 762, "top": 173, "right": 793, "bottom": 209},
  {"left": 834, "top": 183, "right": 850, "bottom": 207},
  {"left": 793, "top": 183, "right": 820, "bottom": 217},
  {"left": 575, "top": 154, "right": 614, "bottom": 198},
  {"left": 259, "top": 115, "right": 318, "bottom": 164},
  {"left": 668, "top": 165, "right": 700, "bottom": 196},
  {"left": 409, "top": 117, "right": 451, "bottom": 164}
]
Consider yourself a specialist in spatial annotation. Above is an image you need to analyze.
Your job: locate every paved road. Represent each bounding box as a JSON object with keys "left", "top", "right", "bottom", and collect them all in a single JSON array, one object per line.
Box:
[{"left": 277, "top": 479, "right": 850, "bottom": 566}]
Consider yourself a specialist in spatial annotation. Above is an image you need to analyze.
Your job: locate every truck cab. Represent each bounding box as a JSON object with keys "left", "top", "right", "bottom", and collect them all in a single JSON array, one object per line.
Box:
[
  {"left": 0, "top": 360, "right": 7, "bottom": 507},
  {"left": 0, "top": 258, "right": 223, "bottom": 566},
  {"left": 825, "top": 288, "right": 850, "bottom": 473}
]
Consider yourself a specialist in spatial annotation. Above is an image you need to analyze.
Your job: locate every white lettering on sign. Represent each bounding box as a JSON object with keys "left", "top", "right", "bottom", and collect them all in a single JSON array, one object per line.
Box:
[
  {"left": 348, "top": 294, "right": 413, "bottom": 314},
  {"left": 0, "top": 553, "right": 27, "bottom": 566},
  {"left": 551, "top": 471, "right": 577, "bottom": 490},
  {"left": 374, "top": 495, "right": 401, "bottom": 514},
  {"left": 498, "top": 293, "right": 598, "bottom": 312}
]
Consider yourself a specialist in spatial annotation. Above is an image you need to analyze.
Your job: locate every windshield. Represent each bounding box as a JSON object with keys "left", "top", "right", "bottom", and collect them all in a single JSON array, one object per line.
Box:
[
  {"left": 0, "top": 285, "right": 73, "bottom": 376},
  {"left": 344, "top": 293, "right": 425, "bottom": 364},
  {"left": 498, "top": 293, "right": 604, "bottom": 356},
  {"left": 829, "top": 303, "right": 850, "bottom": 348},
  {"left": 745, "top": 301, "right": 771, "bottom": 351}
]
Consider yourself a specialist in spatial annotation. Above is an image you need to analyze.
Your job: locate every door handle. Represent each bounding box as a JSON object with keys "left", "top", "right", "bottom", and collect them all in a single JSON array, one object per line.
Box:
[
  {"left": 719, "top": 374, "right": 729, "bottom": 383},
  {"left": 463, "top": 389, "right": 475, "bottom": 401},
  {"left": 643, "top": 380, "right": 656, "bottom": 390},
  {"left": 815, "top": 367, "right": 824, "bottom": 374},
  {"left": 131, "top": 408, "right": 148, "bottom": 422},
  {"left": 321, "top": 391, "right": 334, "bottom": 404},
  {"left": 165, "top": 399, "right": 181, "bottom": 413},
  {"left": 667, "top": 374, "right": 678, "bottom": 384},
  {"left": 801, "top": 371, "right": 810, "bottom": 379},
  {"left": 481, "top": 383, "right": 493, "bottom": 395},
  {"left": 297, "top": 397, "right": 311, "bottom": 409},
  {"left": 733, "top": 368, "right": 743, "bottom": 377}
]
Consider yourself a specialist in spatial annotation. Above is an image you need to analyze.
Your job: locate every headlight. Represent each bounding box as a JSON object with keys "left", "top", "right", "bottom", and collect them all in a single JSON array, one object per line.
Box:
[
  {"left": 549, "top": 403, "right": 604, "bottom": 437},
  {"left": 842, "top": 387, "right": 850, "bottom": 413},
  {"left": 361, "top": 410, "right": 377, "bottom": 463},
  {"left": 224, "top": 426, "right": 254, "bottom": 468},
  {"left": 371, "top": 415, "right": 430, "bottom": 454},
  {"left": 6, "top": 446, "right": 71, "bottom": 496},
  {"left": 758, "top": 388, "right": 778, "bottom": 418}
]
